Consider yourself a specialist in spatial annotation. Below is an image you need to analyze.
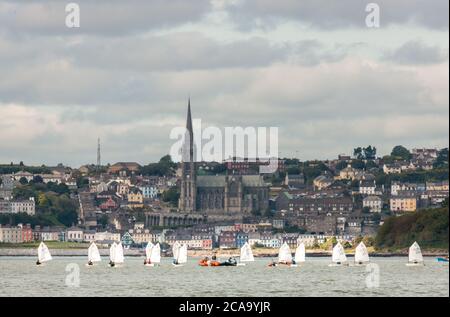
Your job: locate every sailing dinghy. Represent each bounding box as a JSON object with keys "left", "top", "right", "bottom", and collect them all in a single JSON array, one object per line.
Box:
[
  {"left": 294, "top": 243, "right": 306, "bottom": 265},
  {"left": 329, "top": 242, "right": 348, "bottom": 267},
  {"left": 272, "top": 242, "right": 293, "bottom": 267},
  {"left": 173, "top": 243, "right": 188, "bottom": 267},
  {"left": 147, "top": 243, "right": 161, "bottom": 267},
  {"left": 144, "top": 242, "right": 154, "bottom": 266},
  {"left": 109, "top": 242, "right": 124, "bottom": 267},
  {"left": 37, "top": 242, "right": 52, "bottom": 266},
  {"left": 406, "top": 241, "right": 424, "bottom": 266},
  {"left": 237, "top": 242, "right": 254, "bottom": 266},
  {"left": 87, "top": 242, "right": 102, "bottom": 266},
  {"left": 354, "top": 242, "right": 369, "bottom": 265}
]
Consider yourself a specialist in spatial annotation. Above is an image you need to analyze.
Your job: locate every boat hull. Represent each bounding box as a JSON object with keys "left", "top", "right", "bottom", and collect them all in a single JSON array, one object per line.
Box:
[
  {"left": 328, "top": 263, "right": 349, "bottom": 267},
  {"left": 406, "top": 263, "right": 424, "bottom": 266},
  {"left": 437, "top": 258, "right": 449, "bottom": 263}
]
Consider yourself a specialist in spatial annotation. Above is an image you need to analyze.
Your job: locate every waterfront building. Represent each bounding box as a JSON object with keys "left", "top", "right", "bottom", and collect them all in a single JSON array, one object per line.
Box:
[
  {"left": 0, "top": 225, "right": 23, "bottom": 243},
  {"left": 235, "top": 231, "right": 249, "bottom": 248},
  {"left": 66, "top": 227, "right": 84, "bottom": 242},
  {"left": 219, "top": 231, "right": 237, "bottom": 249}
]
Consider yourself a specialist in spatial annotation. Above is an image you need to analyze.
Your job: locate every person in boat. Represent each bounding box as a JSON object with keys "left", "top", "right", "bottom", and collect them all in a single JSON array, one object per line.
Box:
[
  {"left": 88, "top": 260, "right": 93, "bottom": 266},
  {"left": 109, "top": 260, "right": 115, "bottom": 267},
  {"left": 212, "top": 254, "right": 217, "bottom": 261},
  {"left": 173, "top": 258, "right": 179, "bottom": 265},
  {"left": 268, "top": 259, "right": 277, "bottom": 267},
  {"left": 36, "top": 260, "right": 41, "bottom": 266},
  {"left": 199, "top": 257, "right": 209, "bottom": 266},
  {"left": 221, "top": 257, "right": 237, "bottom": 266},
  {"left": 292, "top": 259, "right": 296, "bottom": 265}
]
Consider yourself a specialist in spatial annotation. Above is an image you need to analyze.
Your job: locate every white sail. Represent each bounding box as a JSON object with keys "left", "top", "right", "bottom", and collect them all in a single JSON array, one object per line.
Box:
[
  {"left": 278, "top": 242, "right": 293, "bottom": 263},
  {"left": 355, "top": 242, "right": 369, "bottom": 263},
  {"left": 88, "top": 242, "right": 102, "bottom": 263},
  {"left": 145, "top": 242, "right": 154, "bottom": 261},
  {"left": 38, "top": 242, "right": 52, "bottom": 262},
  {"left": 177, "top": 244, "right": 188, "bottom": 264},
  {"left": 172, "top": 241, "right": 181, "bottom": 261},
  {"left": 332, "top": 242, "right": 347, "bottom": 263},
  {"left": 240, "top": 242, "right": 255, "bottom": 262},
  {"left": 150, "top": 243, "right": 161, "bottom": 263},
  {"left": 109, "top": 242, "right": 117, "bottom": 262},
  {"left": 294, "top": 243, "right": 306, "bottom": 263},
  {"left": 409, "top": 241, "right": 424, "bottom": 263},
  {"left": 114, "top": 242, "right": 125, "bottom": 263}
]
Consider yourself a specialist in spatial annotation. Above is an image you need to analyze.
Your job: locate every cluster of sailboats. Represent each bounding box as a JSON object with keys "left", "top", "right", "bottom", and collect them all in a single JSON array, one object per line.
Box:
[{"left": 36, "top": 240, "right": 433, "bottom": 267}]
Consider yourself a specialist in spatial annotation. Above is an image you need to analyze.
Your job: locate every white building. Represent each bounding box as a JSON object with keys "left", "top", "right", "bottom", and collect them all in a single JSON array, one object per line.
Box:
[
  {"left": 363, "top": 196, "right": 383, "bottom": 213},
  {"left": 10, "top": 198, "right": 35, "bottom": 215},
  {"left": 67, "top": 227, "right": 84, "bottom": 242},
  {"left": 359, "top": 180, "right": 376, "bottom": 195},
  {"left": 94, "top": 231, "right": 121, "bottom": 243}
]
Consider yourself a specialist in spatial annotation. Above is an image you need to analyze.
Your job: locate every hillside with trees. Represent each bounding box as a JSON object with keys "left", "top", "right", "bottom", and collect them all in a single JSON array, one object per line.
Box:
[
  {"left": 375, "top": 207, "right": 449, "bottom": 251},
  {"left": 0, "top": 180, "right": 78, "bottom": 228}
]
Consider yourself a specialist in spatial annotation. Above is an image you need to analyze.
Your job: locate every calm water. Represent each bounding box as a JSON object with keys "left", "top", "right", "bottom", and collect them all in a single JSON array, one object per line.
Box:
[{"left": 0, "top": 257, "right": 448, "bottom": 297}]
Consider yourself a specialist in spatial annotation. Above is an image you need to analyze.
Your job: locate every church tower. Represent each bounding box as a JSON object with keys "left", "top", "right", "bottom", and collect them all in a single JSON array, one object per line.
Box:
[{"left": 179, "top": 99, "right": 197, "bottom": 212}]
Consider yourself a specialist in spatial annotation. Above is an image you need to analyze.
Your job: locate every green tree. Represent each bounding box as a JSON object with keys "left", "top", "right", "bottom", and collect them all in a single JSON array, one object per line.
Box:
[
  {"left": 162, "top": 187, "right": 180, "bottom": 206},
  {"left": 363, "top": 146, "right": 377, "bottom": 160},
  {"left": 19, "top": 177, "right": 28, "bottom": 185},
  {"left": 391, "top": 145, "right": 411, "bottom": 160},
  {"left": 353, "top": 147, "right": 363, "bottom": 159},
  {"left": 434, "top": 148, "right": 449, "bottom": 169}
]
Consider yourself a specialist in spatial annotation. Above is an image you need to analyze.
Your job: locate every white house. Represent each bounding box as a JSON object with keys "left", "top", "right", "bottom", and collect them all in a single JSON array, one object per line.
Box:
[
  {"left": 67, "top": 227, "right": 84, "bottom": 242},
  {"left": 363, "top": 196, "right": 383, "bottom": 213}
]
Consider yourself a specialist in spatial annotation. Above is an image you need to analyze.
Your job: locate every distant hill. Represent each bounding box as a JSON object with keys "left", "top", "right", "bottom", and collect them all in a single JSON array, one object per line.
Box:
[{"left": 376, "top": 207, "right": 449, "bottom": 251}]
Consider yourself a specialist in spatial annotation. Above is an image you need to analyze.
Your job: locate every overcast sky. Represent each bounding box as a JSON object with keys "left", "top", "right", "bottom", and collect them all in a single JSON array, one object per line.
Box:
[{"left": 0, "top": 0, "right": 448, "bottom": 167}]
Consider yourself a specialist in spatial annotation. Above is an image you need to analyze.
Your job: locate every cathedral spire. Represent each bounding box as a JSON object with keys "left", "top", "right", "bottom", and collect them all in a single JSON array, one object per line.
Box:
[
  {"left": 183, "top": 98, "right": 194, "bottom": 163},
  {"left": 186, "top": 97, "right": 193, "bottom": 134}
]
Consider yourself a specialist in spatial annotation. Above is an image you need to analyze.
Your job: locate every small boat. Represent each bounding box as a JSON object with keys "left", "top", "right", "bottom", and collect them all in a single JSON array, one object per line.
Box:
[
  {"left": 172, "top": 242, "right": 188, "bottom": 267},
  {"left": 144, "top": 242, "right": 154, "bottom": 266},
  {"left": 86, "top": 242, "right": 101, "bottom": 266},
  {"left": 36, "top": 242, "right": 52, "bottom": 266},
  {"left": 237, "top": 242, "right": 254, "bottom": 266},
  {"left": 437, "top": 257, "right": 449, "bottom": 263},
  {"left": 294, "top": 243, "right": 306, "bottom": 265},
  {"left": 147, "top": 243, "right": 161, "bottom": 267},
  {"left": 198, "top": 258, "right": 221, "bottom": 267},
  {"left": 109, "top": 242, "right": 124, "bottom": 267},
  {"left": 354, "top": 242, "right": 370, "bottom": 265},
  {"left": 329, "top": 242, "right": 349, "bottom": 267},
  {"left": 275, "top": 242, "right": 295, "bottom": 267},
  {"left": 406, "top": 241, "right": 424, "bottom": 266}
]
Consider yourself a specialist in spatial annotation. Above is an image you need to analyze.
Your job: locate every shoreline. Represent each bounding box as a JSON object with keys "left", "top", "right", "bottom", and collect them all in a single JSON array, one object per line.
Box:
[{"left": 0, "top": 248, "right": 447, "bottom": 257}]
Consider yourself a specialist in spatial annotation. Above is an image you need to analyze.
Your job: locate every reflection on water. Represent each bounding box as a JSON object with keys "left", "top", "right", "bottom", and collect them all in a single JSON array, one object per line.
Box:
[{"left": 0, "top": 257, "right": 448, "bottom": 297}]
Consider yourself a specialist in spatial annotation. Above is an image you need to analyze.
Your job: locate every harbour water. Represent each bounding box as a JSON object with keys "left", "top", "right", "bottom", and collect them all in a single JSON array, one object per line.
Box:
[{"left": 0, "top": 257, "right": 448, "bottom": 297}]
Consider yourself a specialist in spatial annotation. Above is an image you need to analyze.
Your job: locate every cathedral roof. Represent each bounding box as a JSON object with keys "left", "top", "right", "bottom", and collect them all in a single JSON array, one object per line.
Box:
[{"left": 197, "top": 175, "right": 267, "bottom": 187}]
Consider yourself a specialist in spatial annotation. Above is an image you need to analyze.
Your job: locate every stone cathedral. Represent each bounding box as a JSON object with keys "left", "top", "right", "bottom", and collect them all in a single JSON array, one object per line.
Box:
[{"left": 178, "top": 100, "right": 269, "bottom": 215}]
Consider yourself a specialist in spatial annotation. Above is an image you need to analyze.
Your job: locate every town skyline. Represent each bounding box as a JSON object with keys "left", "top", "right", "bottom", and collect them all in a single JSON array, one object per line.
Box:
[{"left": 1, "top": 138, "right": 449, "bottom": 168}]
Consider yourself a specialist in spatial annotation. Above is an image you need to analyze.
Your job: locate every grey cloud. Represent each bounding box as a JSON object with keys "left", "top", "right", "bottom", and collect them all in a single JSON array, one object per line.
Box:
[
  {"left": 68, "top": 33, "right": 290, "bottom": 71},
  {"left": 0, "top": 0, "right": 212, "bottom": 36},
  {"left": 225, "top": 0, "right": 449, "bottom": 30},
  {"left": 384, "top": 40, "right": 449, "bottom": 64}
]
